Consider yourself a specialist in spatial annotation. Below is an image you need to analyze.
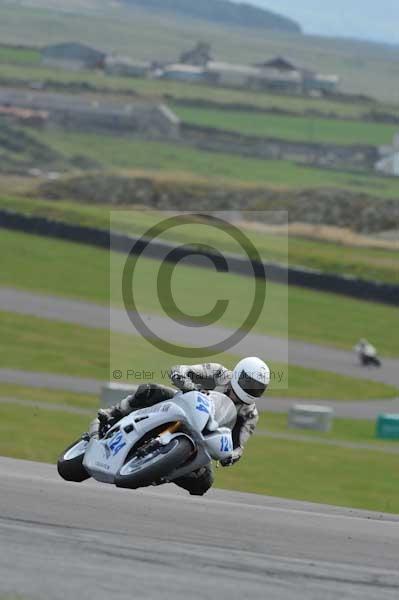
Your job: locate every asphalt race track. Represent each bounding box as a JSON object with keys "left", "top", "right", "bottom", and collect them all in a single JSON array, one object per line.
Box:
[
  {"left": 1, "top": 457, "right": 399, "bottom": 600},
  {"left": 1, "top": 287, "right": 398, "bottom": 386}
]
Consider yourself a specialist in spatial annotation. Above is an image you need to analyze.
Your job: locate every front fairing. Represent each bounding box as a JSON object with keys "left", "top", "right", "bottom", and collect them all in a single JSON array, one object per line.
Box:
[{"left": 83, "top": 400, "right": 187, "bottom": 482}]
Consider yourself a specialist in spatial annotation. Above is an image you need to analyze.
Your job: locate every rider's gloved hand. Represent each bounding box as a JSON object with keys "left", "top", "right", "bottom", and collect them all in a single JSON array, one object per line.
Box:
[
  {"left": 170, "top": 371, "right": 197, "bottom": 392},
  {"left": 98, "top": 408, "right": 113, "bottom": 423},
  {"left": 170, "top": 372, "right": 186, "bottom": 387},
  {"left": 97, "top": 407, "right": 122, "bottom": 437},
  {"left": 97, "top": 409, "right": 112, "bottom": 438},
  {"left": 220, "top": 447, "right": 243, "bottom": 467}
]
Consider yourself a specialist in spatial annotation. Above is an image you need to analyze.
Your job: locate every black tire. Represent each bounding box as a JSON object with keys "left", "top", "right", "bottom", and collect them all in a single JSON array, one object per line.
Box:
[
  {"left": 115, "top": 436, "right": 194, "bottom": 490},
  {"left": 57, "top": 438, "right": 90, "bottom": 483}
]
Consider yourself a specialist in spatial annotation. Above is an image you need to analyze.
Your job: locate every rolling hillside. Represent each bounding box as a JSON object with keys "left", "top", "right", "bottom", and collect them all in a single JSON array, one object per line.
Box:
[{"left": 123, "top": 0, "right": 302, "bottom": 33}]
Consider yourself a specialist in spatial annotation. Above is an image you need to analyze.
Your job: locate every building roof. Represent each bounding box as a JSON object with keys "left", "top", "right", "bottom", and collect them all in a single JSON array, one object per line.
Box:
[
  {"left": 163, "top": 64, "right": 206, "bottom": 75},
  {"left": 255, "top": 56, "right": 298, "bottom": 71},
  {"left": 207, "top": 61, "right": 261, "bottom": 76},
  {"left": 207, "top": 61, "right": 302, "bottom": 83},
  {"left": 41, "top": 42, "right": 106, "bottom": 60},
  {"left": 311, "top": 74, "right": 340, "bottom": 84}
]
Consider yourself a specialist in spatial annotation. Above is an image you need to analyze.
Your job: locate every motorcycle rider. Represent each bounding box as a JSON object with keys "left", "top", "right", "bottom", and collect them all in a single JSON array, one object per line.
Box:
[
  {"left": 90, "top": 357, "right": 270, "bottom": 496},
  {"left": 354, "top": 339, "right": 381, "bottom": 367}
]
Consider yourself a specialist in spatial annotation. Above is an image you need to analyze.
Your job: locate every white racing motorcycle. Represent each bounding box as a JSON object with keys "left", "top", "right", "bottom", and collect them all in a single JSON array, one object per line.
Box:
[{"left": 57, "top": 390, "right": 236, "bottom": 490}]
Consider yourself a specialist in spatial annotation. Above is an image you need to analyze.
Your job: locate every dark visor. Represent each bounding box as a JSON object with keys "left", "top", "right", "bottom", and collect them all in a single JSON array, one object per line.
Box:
[{"left": 237, "top": 370, "right": 267, "bottom": 398}]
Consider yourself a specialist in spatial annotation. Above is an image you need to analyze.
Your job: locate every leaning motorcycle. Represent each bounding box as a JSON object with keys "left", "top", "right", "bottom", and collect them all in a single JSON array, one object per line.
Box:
[{"left": 57, "top": 390, "right": 236, "bottom": 489}]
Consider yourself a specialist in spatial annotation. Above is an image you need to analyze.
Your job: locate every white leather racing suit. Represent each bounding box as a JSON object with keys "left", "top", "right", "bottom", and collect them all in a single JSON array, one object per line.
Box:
[{"left": 169, "top": 363, "right": 259, "bottom": 452}]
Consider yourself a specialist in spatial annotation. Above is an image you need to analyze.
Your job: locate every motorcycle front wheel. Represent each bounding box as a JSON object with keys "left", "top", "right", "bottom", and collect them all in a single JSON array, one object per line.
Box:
[
  {"left": 57, "top": 437, "right": 90, "bottom": 482},
  {"left": 115, "top": 436, "right": 194, "bottom": 489}
]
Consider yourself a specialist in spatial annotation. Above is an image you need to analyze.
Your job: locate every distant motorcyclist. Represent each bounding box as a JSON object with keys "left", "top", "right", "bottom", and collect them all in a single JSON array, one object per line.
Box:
[
  {"left": 354, "top": 339, "right": 381, "bottom": 367},
  {"left": 90, "top": 357, "right": 270, "bottom": 496}
]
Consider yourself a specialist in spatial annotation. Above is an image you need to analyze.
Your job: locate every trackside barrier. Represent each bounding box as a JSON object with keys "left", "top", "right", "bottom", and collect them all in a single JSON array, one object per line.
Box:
[
  {"left": 1, "top": 209, "right": 398, "bottom": 306},
  {"left": 288, "top": 404, "right": 334, "bottom": 432},
  {"left": 376, "top": 414, "right": 399, "bottom": 440}
]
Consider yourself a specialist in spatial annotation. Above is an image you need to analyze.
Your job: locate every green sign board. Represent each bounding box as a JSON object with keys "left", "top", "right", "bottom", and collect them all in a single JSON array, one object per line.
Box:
[{"left": 376, "top": 414, "right": 399, "bottom": 440}]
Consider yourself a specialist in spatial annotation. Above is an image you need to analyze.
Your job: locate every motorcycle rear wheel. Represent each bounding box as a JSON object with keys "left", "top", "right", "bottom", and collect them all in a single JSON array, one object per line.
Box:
[
  {"left": 115, "top": 436, "right": 193, "bottom": 489},
  {"left": 57, "top": 438, "right": 90, "bottom": 482}
]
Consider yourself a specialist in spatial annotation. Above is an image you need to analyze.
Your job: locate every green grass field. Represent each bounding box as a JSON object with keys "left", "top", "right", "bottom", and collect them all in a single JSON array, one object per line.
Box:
[
  {"left": 0, "top": 44, "right": 40, "bottom": 65},
  {"left": 1, "top": 230, "right": 398, "bottom": 356},
  {"left": 258, "top": 412, "right": 384, "bottom": 445},
  {"left": 0, "top": 382, "right": 97, "bottom": 410},
  {"left": 174, "top": 105, "right": 398, "bottom": 146},
  {"left": 0, "top": 401, "right": 88, "bottom": 463},
  {"left": 35, "top": 129, "right": 399, "bottom": 198},
  {"left": 0, "top": 310, "right": 397, "bottom": 399},
  {"left": 1, "top": 399, "right": 399, "bottom": 512},
  {"left": 2, "top": 196, "right": 398, "bottom": 284},
  {"left": 216, "top": 433, "right": 399, "bottom": 512}
]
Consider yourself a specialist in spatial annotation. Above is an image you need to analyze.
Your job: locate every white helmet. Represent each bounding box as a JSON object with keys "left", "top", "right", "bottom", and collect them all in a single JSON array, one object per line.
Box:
[{"left": 231, "top": 357, "right": 270, "bottom": 405}]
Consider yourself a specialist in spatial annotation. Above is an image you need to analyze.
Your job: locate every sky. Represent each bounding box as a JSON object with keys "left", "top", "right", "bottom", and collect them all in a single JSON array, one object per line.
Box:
[{"left": 237, "top": 0, "right": 399, "bottom": 45}]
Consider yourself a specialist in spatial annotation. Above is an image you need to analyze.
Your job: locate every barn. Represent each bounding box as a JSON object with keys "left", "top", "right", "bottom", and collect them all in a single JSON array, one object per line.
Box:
[
  {"left": 160, "top": 64, "right": 210, "bottom": 83},
  {"left": 41, "top": 42, "right": 106, "bottom": 70}
]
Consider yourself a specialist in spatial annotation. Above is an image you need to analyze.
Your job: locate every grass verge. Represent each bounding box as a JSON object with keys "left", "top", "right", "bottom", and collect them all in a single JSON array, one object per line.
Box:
[
  {"left": 0, "top": 311, "right": 397, "bottom": 400},
  {"left": 0, "top": 44, "right": 40, "bottom": 65},
  {"left": 0, "top": 383, "right": 97, "bottom": 410},
  {"left": 1, "top": 196, "right": 398, "bottom": 284},
  {"left": 0, "top": 402, "right": 87, "bottom": 463},
  {"left": 174, "top": 105, "right": 398, "bottom": 146},
  {"left": 258, "top": 412, "right": 383, "bottom": 444},
  {"left": 1, "top": 230, "right": 398, "bottom": 356},
  {"left": 215, "top": 434, "right": 399, "bottom": 513}
]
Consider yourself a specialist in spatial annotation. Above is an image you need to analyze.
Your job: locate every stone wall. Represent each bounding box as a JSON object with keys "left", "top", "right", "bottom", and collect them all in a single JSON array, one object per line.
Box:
[
  {"left": 181, "top": 123, "right": 379, "bottom": 170},
  {"left": 0, "top": 88, "right": 180, "bottom": 138},
  {"left": 39, "top": 173, "right": 399, "bottom": 234}
]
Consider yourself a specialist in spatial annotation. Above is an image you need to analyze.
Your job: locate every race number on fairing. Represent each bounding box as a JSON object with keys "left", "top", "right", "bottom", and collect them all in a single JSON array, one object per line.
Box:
[{"left": 107, "top": 432, "right": 126, "bottom": 456}]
